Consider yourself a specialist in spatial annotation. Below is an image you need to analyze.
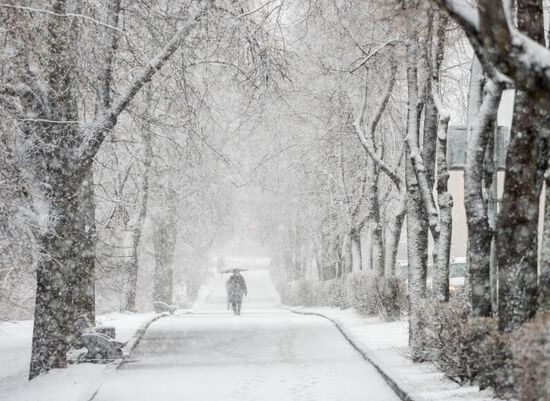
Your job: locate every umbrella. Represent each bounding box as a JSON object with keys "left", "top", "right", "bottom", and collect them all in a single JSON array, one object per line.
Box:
[{"left": 221, "top": 268, "right": 248, "bottom": 273}]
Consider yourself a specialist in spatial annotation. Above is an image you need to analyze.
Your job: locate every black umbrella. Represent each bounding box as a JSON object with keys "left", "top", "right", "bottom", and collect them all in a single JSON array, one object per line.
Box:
[{"left": 221, "top": 268, "right": 248, "bottom": 273}]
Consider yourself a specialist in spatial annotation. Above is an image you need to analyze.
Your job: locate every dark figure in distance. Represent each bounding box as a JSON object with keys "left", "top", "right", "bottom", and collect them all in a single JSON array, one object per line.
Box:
[{"left": 226, "top": 269, "right": 247, "bottom": 315}]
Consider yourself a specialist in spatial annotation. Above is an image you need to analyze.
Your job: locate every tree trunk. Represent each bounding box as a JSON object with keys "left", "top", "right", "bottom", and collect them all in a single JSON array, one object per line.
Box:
[
  {"left": 72, "top": 166, "right": 96, "bottom": 323},
  {"left": 351, "top": 230, "right": 362, "bottom": 272},
  {"left": 406, "top": 38, "right": 428, "bottom": 362},
  {"left": 30, "top": 168, "right": 82, "bottom": 379},
  {"left": 432, "top": 115, "right": 453, "bottom": 302},
  {"left": 539, "top": 175, "right": 550, "bottom": 311},
  {"left": 497, "top": 0, "right": 544, "bottom": 331},
  {"left": 385, "top": 192, "right": 407, "bottom": 276},
  {"left": 406, "top": 160, "right": 429, "bottom": 362},
  {"left": 498, "top": 89, "right": 541, "bottom": 330},
  {"left": 465, "top": 77, "right": 502, "bottom": 317},
  {"left": 341, "top": 233, "right": 353, "bottom": 275},
  {"left": 153, "top": 217, "right": 177, "bottom": 305},
  {"left": 30, "top": 0, "right": 81, "bottom": 378},
  {"left": 366, "top": 158, "right": 385, "bottom": 276}
]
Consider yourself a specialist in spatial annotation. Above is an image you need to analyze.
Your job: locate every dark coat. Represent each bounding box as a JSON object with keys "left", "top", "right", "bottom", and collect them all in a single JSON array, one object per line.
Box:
[{"left": 226, "top": 274, "right": 247, "bottom": 303}]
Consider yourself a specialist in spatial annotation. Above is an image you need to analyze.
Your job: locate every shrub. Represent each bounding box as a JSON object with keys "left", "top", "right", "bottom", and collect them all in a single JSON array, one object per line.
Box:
[
  {"left": 465, "top": 318, "right": 514, "bottom": 398},
  {"left": 420, "top": 297, "right": 472, "bottom": 383},
  {"left": 322, "top": 278, "right": 349, "bottom": 308},
  {"left": 278, "top": 280, "right": 323, "bottom": 307},
  {"left": 345, "top": 272, "right": 378, "bottom": 315},
  {"left": 512, "top": 313, "right": 550, "bottom": 401},
  {"left": 420, "top": 298, "right": 515, "bottom": 398},
  {"left": 277, "top": 273, "right": 406, "bottom": 321},
  {"left": 343, "top": 272, "right": 405, "bottom": 320}
]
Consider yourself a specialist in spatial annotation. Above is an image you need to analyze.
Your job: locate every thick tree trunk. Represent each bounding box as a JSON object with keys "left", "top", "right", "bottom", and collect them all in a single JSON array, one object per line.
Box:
[
  {"left": 498, "top": 89, "right": 541, "bottom": 330},
  {"left": 72, "top": 166, "right": 96, "bottom": 323},
  {"left": 30, "top": 168, "right": 82, "bottom": 379},
  {"left": 30, "top": 0, "right": 81, "bottom": 378},
  {"left": 465, "top": 77, "right": 502, "bottom": 317},
  {"left": 406, "top": 160, "right": 429, "bottom": 362},
  {"left": 406, "top": 39, "right": 428, "bottom": 362},
  {"left": 497, "top": 0, "right": 544, "bottom": 331}
]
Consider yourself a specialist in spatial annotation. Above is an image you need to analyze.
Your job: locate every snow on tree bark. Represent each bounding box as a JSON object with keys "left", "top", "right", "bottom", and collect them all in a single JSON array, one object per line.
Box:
[
  {"left": 385, "top": 193, "right": 407, "bottom": 276},
  {"left": 497, "top": 0, "right": 544, "bottom": 332},
  {"left": 405, "top": 38, "right": 429, "bottom": 362},
  {"left": 464, "top": 74, "right": 502, "bottom": 317},
  {"left": 422, "top": 12, "right": 453, "bottom": 302},
  {"left": 433, "top": 0, "right": 550, "bottom": 111}
]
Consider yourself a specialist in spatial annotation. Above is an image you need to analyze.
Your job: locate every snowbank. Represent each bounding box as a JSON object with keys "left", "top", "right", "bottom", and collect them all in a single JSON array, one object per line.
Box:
[{"left": 0, "top": 311, "right": 162, "bottom": 401}]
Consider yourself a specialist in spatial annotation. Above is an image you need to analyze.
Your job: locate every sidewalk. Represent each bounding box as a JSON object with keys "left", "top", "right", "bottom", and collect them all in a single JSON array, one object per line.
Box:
[{"left": 291, "top": 307, "right": 502, "bottom": 401}]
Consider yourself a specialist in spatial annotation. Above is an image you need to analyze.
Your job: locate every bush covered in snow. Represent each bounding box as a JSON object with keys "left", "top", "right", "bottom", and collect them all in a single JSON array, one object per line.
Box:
[
  {"left": 420, "top": 297, "right": 515, "bottom": 397},
  {"left": 277, "top": 273, "right": 406, "bottom": 321},
  {"left": 419, "top": 296, "right": 472, "bottom": 380},
  {"left": 420, "top": 298, "right": 549, "bottom": 400},
  {"left": 345, "top": 273, "right": 405, "bottom": 320}
]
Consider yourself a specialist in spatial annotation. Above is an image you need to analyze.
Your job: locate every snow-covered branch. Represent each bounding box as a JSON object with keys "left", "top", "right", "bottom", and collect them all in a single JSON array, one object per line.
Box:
[
  {"left": 353, "top": 60, "right": 402, "bottom": 189},
  {"left": 78, "top": 3, "right": 207, "bottom": 165},
  {"left": 432, "top": 0, "right": 550, "bottom": 107}
]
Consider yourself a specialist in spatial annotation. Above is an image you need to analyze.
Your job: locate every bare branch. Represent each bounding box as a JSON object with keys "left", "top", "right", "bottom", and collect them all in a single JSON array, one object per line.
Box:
[
  {"left": 353, "top": 60, "right": 402, "bottom": 189},
  {"left": 78, "top": 4, "right": 207, "bottom": 165}
]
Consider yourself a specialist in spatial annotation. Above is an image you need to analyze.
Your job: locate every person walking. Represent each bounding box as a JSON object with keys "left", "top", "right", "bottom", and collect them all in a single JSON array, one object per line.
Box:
[{"left": 226, "top": 269, "right": 247, "bottom": 315}]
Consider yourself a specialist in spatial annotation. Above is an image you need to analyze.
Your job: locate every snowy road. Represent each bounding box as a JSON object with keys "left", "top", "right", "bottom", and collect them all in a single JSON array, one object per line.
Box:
[{"left": 92, "top": 271, "right": 400, "bottom": 401}]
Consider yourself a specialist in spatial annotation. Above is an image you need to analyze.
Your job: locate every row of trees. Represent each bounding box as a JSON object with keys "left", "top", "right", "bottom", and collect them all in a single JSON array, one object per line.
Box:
[
  {"left": 0, "top": 0, "right": 286, "bottom": 379},
  {"left": 252, "top": 0, "right": 549, "bottom": 362},
  {"left": 0, "top": 0, "right": 548, "bottom": 385}
]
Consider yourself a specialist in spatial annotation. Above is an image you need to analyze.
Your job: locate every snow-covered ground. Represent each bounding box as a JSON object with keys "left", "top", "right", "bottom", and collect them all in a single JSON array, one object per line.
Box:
[
  {"left": 92, "top": 270, "right": 400, "bottom": 401},
  {"left": 0, "top": 271, "right": 501, "bottom": 401},
  {"left": 292, "top": 307, "right": 501, "bottom": 401},
  {"left": 0, "top": 311, "right": 160, "bottom": 401}
]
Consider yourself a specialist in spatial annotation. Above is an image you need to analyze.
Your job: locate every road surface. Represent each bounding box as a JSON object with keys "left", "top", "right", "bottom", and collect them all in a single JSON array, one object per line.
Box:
[{"left": 92, "top": 271, "right": 400, "bottom": 401}]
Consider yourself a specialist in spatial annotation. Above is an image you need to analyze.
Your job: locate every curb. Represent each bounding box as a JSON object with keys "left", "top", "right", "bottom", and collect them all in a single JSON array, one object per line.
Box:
[
  {"left": 120, "top": 312, "right": 168, "bottom": 360},
  {"left": 84, "top": 312, "right": 169, "bottom": 401},
  {"left": 290, "top": 309, "right": 414, "bottom": 401}
]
